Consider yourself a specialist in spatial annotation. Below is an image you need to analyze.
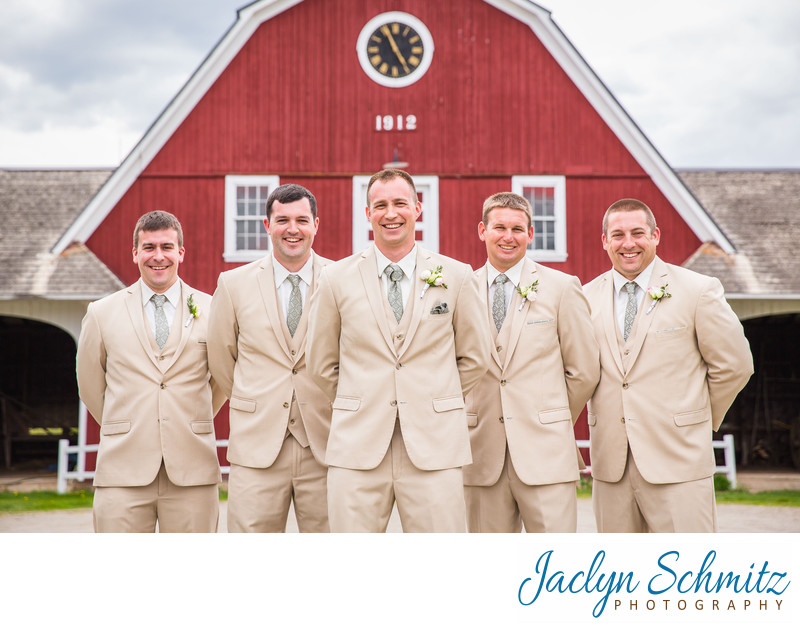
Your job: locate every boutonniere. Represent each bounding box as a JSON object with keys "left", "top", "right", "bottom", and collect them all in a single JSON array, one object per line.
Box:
[
  {"left": 184, "top": 293, "right": 201, "bottom": 327},
  {"left": 645, "top": 283, "right": 671, "bottom": 314},
  {"left": 516, "top": 280, "right": 539, "bottom": 311},
  {"left": 420, "top": 265, "right": 447, "bottom": 298}
]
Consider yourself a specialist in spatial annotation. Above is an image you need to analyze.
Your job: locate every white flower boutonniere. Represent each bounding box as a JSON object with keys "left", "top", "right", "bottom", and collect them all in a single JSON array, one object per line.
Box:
[
  {"left": 516, "top": 280, "right": 539, "bottom": 311},
  {"left": 645, "top": 283, "right": 671, "bottom": 314},
  {"left": 184, "top": 293, "right": 201, "bottom": 327},
  {"left": 420, "top": 265, "right": 448, "bottom": 298}
]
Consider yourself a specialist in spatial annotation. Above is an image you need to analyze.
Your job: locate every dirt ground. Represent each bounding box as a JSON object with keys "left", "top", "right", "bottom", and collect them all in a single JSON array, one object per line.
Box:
[{"left": 1, "top": 468, "right": 799, "bottom": 533}]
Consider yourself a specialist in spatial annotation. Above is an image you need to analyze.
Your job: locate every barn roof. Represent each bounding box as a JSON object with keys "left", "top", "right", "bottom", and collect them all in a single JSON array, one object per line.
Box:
[
  {"left": 0, "top": 169, "right": 124, "bottom": 300},
  {"left": 680, "top": 169, "right": 800, "bottom": 298},
  {"left": 52, "top": 0, "right": 733, "bottom": 254}
]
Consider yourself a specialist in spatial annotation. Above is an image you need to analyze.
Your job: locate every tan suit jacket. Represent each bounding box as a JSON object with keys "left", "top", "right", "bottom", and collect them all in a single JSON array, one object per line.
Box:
[
  {"left": 583, "top": 257, "right": 753, "bottom": 484},
  {"left": 307, "top": 246, "right": 490, "bottom": 471},
  {"left": 77, "top": 280, "right": 224, "bottom": 487},
  {"left": 464, "top": 259, "right": 600, "bottom": 486},
  {"left": 207, "top": 252, "right": 332, "bottom": 467}
]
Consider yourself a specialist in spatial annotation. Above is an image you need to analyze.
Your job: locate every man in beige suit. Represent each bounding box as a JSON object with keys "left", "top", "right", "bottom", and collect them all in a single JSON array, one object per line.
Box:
[
  {"left": 307, "top": 169, "right": 489, "bottom": 532},
  {"left": 584, "top": 198, "right": 753, "bottom": 532},
  {"left": 208, "top": 184, "right": 332, "bottom": 532},
  {"left": 77, "top": 211, "right": 224, "bottom": 532},
  {"left": 464, "top": 192, "right": 599, "bottom": 532}
]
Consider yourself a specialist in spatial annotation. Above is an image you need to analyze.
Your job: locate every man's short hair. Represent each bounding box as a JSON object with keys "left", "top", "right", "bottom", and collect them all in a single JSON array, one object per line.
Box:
[
  {"left": 602, "top": 198, "right": 658, "bottom": 236},
  {"left": 366, "top": 169, "right": 418, "bottom": 206},
  {"left": 266, "top": 183, "right": 318, "bottom": 220},
  {"left": 133, "top": 210, "right": 183, "bottom": 248},
  {"left": 482, "top": 192, "right": 533, "bottom": 228}
]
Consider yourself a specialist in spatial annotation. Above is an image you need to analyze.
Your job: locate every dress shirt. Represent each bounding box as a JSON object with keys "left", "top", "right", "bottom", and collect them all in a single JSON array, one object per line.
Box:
[
  {"left": 273, "top": 255, "right": 314, "bottom": 320},
  {"left": 486, "top": 258, "right": 526, "bottom": 312},
  {"left": 611, "top": 260, "right": 655, "bottom": 337},
  {"left": 140, "top": 279, "right": 181, "bottom": 337},
  {"left": 375, "top": 244, "right": 417, "bottom": 310}
]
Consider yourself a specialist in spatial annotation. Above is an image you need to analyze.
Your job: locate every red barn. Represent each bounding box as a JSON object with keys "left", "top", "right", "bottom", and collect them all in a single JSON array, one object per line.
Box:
[{"left": 50, "top": 0, "right": 737, "bottom": 473}]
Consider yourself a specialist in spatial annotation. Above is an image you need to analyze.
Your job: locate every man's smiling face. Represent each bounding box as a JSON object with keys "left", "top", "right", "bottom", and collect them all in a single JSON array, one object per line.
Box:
[
  {"left": 132, "top": 228, "right": 185, "bottom": 292},
  {"left": 366, "top": 177, "right": 421, "bottom": 257},
  {"left": 602, "top": 209, "right": 660, "bottom": 280}
]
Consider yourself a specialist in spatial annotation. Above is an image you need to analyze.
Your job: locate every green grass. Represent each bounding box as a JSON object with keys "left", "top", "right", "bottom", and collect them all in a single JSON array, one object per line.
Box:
[
  {"left": 0, "top": 487, "right": 228, "bottom": 514},
  {"left": 576, "top": 476, "right": 800, "bottom": 507}
]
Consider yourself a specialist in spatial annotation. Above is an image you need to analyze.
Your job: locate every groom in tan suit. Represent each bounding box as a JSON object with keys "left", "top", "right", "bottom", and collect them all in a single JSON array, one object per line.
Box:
[
  {"left": 584, "top": 198, "right": 753, "bottom": 532},
  {"left": 208, "top": 184, "right": 332, "bottom": 532},
  {"left": 77, "top": 211, "right": 224, "bottom": 532},
  {"left": 307, "top": 169, "right": 489, "bottom": 532},
  {"left": 464, "top": 192, "right": 599, "bottom": 532}
]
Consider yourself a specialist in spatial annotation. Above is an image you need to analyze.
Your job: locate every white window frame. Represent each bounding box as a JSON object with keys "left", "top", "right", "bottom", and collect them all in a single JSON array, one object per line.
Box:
[
  {"left": 511, "top": 175, "right": 567, "bottom": 262},
  {"left": 352, "top": 175, "right": 439, "bottom": 254},
  {"left": 223, "top": 175, "right": 280, "bottom": 263}
]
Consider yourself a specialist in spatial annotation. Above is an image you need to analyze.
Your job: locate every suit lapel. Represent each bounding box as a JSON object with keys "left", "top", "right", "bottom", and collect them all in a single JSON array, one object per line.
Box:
[
  {"left": 625, "top": 258, "right": 669, "bottom": 371},
  {"left": 599, "top": 273, "right": 625, "bottom": 376},
  {"left": 503, "top": 259, "right": 537, "bottom": 371},
  {"left": 397, "top": 249, "right": 432, "bottom": 357},
  {"left": 291, "top": 252, "right": 323, "bottom": 357},
  {"left": 161, "top": 281, "right": 193, "bottom": 373},
  {"left": 126, "top": 282, "right": 161, "bottom": 372},
  {"left": 358, "top": 248, "right": 395, "bottom": 354},
  {"left": 477, "top": 265, "right": 502, "bottom": 369},
  {"left": 256, "top": 256, "right": 293, "bottom": 360}
]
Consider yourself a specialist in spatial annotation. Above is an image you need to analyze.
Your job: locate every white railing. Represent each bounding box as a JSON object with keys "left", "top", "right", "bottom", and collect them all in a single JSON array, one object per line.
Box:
[
  {"left": 576, "top": 433, "right": 737, "bottom": 488},
  {"left": 57, "top": 438, "right": 230, "bottom": 494}
]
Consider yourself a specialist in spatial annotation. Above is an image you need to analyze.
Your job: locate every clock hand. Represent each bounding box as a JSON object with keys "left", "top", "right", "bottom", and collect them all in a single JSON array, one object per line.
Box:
[{"left": 380, "top": 25, "right": 411, "bottom": 73}]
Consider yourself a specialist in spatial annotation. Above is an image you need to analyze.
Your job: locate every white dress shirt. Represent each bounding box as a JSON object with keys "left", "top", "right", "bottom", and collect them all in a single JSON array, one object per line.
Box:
[
  {"left": 486, "top": 258, "right": 526, "bottom": 312},
  {"left": 273, "top": 254, "right": 314, "bottom": 321},
  {"left": 375, "top": 244, "right": 417, "bottom": 310},
  {"left": 141, "top": 279, "right": 181, "bottom": 338},
  {"left": 611, "top": 260, "right": 655, "bottom": 336}
]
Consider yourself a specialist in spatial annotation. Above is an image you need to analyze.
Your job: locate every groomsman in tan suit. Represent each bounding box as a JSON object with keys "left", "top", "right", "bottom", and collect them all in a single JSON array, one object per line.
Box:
[
  {"left": 584, "top": 198, "right": 753, "bottom": 532},
  {"left": 464, "top": 192, "right": 599, "bottom": 532},
  {"left": 77, "top": 211, "right": 224, "bottom": 532},
  {"left": 307, "top": 169, "right": 489, "bottom": 532},
  {"left": 208, "top": 184, "right": 332, "bottom": 532}
]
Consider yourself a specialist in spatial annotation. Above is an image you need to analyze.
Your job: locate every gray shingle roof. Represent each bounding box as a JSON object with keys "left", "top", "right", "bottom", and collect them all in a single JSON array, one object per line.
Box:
[
  {"left": 0, "top": 169, "right": 124, "bottom": 299},
  {"left": 679, "top": 170, "right": 800, "bottom": 296}
]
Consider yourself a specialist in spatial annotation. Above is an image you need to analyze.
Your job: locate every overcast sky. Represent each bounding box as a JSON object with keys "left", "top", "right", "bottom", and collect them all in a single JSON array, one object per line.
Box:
[{"left": 0, "top": 0, "right": 797, "bottom": 169}]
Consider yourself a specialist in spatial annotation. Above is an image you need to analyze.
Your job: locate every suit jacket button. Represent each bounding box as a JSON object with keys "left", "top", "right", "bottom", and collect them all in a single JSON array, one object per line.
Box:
[
  {"left": 620, "top": 417, "right": 626, "bottom": 424},
  {"left": 390, "top": 400, "right": 397, "bottom": 406},
  {"left": 500, "top": 379, "right": 507, "bottom": 386},
  {"left": 159, "top": 356, "right": 165, "bottom": 361},
  {"left": 496, "top": 346, "right": 502, "bottom": 352},
  {"left": 292, "top": 368, "right": 298, "bottom": 374},
  {"left": 499, "top": 417, "right": 504, "bottom": 423},
  {"left": 289, "top": 418, "right": 296, "bottom": 425},
  {"left": 291, "top": 350, "right": 296, "bottom": 356},
  {"left": 622, "top": 382, "right": 629, "bottom": 389},
  {"left": 396, "top": 363, "right": 402, "bottom": 370},
  {"left": 396, "top": 333, "right": 404, "bottom": 340},
  {"left": 283, "top": 402, "right": 290, "bottom": 408},
  {"left": 160, "top": 383, "right": 166, "bottom": 389}
]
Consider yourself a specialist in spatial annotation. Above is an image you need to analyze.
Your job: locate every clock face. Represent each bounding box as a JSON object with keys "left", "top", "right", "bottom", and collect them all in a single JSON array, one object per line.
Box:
[{"left": 357, "top": 12, "right": 434, "bottom": 88}]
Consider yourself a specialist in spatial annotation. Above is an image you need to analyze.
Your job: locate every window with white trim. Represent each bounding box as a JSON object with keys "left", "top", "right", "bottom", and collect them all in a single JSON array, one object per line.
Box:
[
  {"left": 511, "top": 175, "right": 567, "bottom": 262},
  {"left": 352, "top": 175, "right": 439, "bottom": 254},
  {"left": 223, "top": 175, "right": 280, "bottom": 262}
]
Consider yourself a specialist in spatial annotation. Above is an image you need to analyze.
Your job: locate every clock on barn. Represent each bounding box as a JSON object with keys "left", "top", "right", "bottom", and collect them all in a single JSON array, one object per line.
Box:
[{"left": 356, "top": 12, "right": 434, "bottom": 87}]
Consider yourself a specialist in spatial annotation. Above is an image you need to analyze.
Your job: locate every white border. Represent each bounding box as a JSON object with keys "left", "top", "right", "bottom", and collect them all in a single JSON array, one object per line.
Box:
[
  {"left": 512, "top": 174, "right": 567, "bottom": 263},
  {"left": 223, "top": 174, "right": 279, "bottom": 263},
  {"left": 352, "top": 175, "right": 439, "bottom": 254},
  {"left": 356, "top": 12, "right": 435, "bottom": 88}
]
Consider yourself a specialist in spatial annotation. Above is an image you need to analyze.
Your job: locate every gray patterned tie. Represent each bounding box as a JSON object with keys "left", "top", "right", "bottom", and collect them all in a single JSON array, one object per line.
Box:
[
  {"left": 151, "top": 294, "right": 169, "bottom": 349},
  {"left": 623, "top": 281, "right": 638, "bottom": 341},
  {"left": 492, "top": 274, "right": 509, "bottom": 332},
  {"left": 384, "top": 264, "right": 404, "bottom": 323},
  {"left": 286, "top": 274, "right": 302, "bottom": 337}
]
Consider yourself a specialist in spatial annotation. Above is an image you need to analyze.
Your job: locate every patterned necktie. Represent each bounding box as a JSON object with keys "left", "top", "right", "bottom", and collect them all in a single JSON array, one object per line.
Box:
[
  {"left": 623, "top": 281, "right": 638, "bottom": 341},
  {"left": 492, "top": 274, "right": 509, "bottom": 332},
  {"left": 286, "top": 274, "right": 302, "bottom": 337},
  {"left": 151, "top": 294, "right": 169, "bottom": 349},
  {"left": 384, "top": 264, "right": 404, "bottom": 323}
]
